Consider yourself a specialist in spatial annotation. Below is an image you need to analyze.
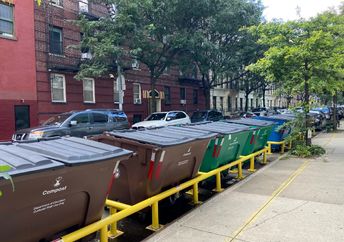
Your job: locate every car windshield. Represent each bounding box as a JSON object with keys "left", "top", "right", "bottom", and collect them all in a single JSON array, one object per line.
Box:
[
  {"left": 146, "top": 113, "right": 167, "bottom": 121},
  {"left": 43, "top": 113, "right": 72, "bottom": 126},
  {"left": 191, "top": 111, "right": 207, "bottom": 120}
]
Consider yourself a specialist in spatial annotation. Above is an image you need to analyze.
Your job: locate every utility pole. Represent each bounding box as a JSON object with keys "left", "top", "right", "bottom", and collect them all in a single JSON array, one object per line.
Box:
[{"left": 116, "top": 63, "right": 125, "bottom": 111}]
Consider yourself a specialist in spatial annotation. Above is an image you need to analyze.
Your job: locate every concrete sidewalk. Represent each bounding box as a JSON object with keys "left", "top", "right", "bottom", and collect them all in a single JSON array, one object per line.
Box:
[{"left": 145, "top": 129, "right": 344, "bottom": 242}]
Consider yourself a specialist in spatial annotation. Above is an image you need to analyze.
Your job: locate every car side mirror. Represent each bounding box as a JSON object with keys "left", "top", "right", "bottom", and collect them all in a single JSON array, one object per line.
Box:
[
  {"left": 70, "top": 120, "right": 77, "bottom": 126},
  {"left": 166, "top": 117, "right": 171, "bottom": 121}
]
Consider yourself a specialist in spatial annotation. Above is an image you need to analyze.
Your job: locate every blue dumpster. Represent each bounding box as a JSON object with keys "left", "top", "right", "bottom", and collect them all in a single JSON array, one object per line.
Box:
[{"left": 253, "top": 115, "right": 294, "bottom": 149}]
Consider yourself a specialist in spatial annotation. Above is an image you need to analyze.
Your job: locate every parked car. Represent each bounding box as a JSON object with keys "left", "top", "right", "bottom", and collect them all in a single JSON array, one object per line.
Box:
[
  {"left": 252, "top": 107, "right": 273, "bottom": 116},
  {"left": 239, "top": 111, "right": 257, "bottom": 118},
  {"left": 12, "top": 109, "right": 129, "bottom": 141},
  {"left": 309, "top": 110, "right": 327, "bottom": 130},
  {"left": 132, "top": 111, "right": 191, "bottom": 129},
  {"left": 191, "top": 110, "right": 224, "bottom": 123}
]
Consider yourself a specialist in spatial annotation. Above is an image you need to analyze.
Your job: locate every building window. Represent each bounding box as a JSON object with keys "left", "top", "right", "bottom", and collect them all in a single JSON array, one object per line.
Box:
[
  {"left": 193, "top": 89, "right": 198, "bottom": 105},
  {"left": 133, "top": 83, "right": 141, "bottom": 104},
  {"left": 256, "top": 98, "right": 259, "bottom": 107},
  {"left": 79, "top": 0, "right": 88, "bottom": 13},
  {"left": 220, "top": 97, "right": 224, "bottom": 111},
  {"left": 51, "top": 0, "right": 63, "bottom": 7},
  {"left": 251, "top": 98, "right": 253, "bottom": 109},
  {"left": 164, "top": 86, "right": 171, "bottom": 105},
  {"left": 213, "top": 96, "right": 217, "bottom": 110},
  {"left": 49, "top": 26, "right": 63, "bottom": 55},
  {"left": 180, "top": 87, "right": 186, "bottom": 100},
  {"left": 227, "top": 96, "right": 231, "bottom": 112},
  {"left": 50, "top": 74, "right": 66, "bottom": 103},
  {"left": 83, "top": 78, "right": 95, "bottom": 103},
  {"left": 0, "top": 3, "right": 14, "bottom": 37},
  {"left": 240, "top": 98, "right": 243, "bottom": 111},
  {"left": 113, "top": 80, "right": 119, "bottom": 103}
]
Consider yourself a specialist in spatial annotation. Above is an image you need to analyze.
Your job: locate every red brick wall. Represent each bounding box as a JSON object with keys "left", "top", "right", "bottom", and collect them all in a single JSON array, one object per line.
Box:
[
  {"left": 0, "top": 0, "right": 37, "bottom": 140},
  {"left": 34, "top": 1, "right": 206, "bottom": 126}
]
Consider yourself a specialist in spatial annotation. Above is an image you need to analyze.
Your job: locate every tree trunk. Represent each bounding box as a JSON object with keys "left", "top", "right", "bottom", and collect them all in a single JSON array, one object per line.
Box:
[
  {"left": 150, "top": 75, "right": 157, "bottom": 113},
  {"left": 203, "top": 87, "right": 211, "bottom": 110},
  {"left": 245, "top": 92, "right": 249, "bottom": 112},
  {"left": 304, "top": 61, "right": 311, "bottom": 146},
  {"left": 333, "top": 93, "right": 338, "bottom": 130}
]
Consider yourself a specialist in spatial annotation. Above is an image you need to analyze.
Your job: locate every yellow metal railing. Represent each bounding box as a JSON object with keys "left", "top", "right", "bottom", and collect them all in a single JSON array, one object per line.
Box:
[
  {"left": 60, "top": 147, "right": 269, "bottom": 242},
  {"left": 266, "top": 140, "right": 292, "bottom": 154}
]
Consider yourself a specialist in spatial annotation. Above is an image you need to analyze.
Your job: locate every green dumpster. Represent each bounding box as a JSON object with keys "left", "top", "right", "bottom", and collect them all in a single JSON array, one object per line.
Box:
[
  {"left": 217, "top": 122, "right": 259, "bottom": 156},
  {"left": 187, "top": 122, "right": 250, "bottom": 172},
  {"left": 223, "top": 119, "right": 275, "bottom": 152}
]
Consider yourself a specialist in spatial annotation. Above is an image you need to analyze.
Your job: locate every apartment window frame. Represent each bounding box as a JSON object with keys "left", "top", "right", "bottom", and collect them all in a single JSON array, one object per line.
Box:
[
  {"left": 0, "top": 2, "right": 14, "bottom": 37},
  {"left": 213, "top": 96, "right": 217, "bottom": 110},
  {"left": 83, "top": 78, "right": 95, "bottom": 103},
  {"left": 133, "top": 83, "right": 142, "bottom": 105},
  {"left": 50, "top": 0, "right": 63, "bottom": 7},
  {"left": 164, "top": 86, "right": 171, "bottom": 105},
  {"left": 79, "top": 0, "right": 89, "bottom": 13},
  {"left": 50, "top": 74, "right": 66, "bottom": 103},
  {"left": 180, "top": 87, "right": 186, "bottom": 100},
  {"left": 192, "top": 89, "right": 198, "bottom": 105},
  {"left": 49, "top": 26, "right": 63, "bottom": 55}
]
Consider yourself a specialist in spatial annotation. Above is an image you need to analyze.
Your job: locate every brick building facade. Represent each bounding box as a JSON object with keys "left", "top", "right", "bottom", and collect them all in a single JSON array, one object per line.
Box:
[
  {"left": 0, "top": 0, "right": 38, "bottom": 141},
  {"left": 34, "top": 0, "right": 205, "bottom": 125}
]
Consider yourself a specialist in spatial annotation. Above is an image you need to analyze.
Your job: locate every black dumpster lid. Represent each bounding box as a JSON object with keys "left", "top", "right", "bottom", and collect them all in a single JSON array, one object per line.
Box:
[
  {"left": 16, "top": 137, "right": 132, "bottom": 165},
  {"left": 224, "top": 118, "right": 275, "bottom": 127},
  {"left": 187, "top": 122, "right": 250, "bottom": 135},
  {"left": 0, "top": 144, "right": 63, "bottom": 177},
  {"left": 109, "top": 127, "right": 211, "bottom": 147}
]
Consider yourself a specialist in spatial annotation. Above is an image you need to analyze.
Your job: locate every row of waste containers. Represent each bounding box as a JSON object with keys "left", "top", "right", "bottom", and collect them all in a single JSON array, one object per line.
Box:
[{"left": 0, "top": 115, "right": 295, "bottom": 242}]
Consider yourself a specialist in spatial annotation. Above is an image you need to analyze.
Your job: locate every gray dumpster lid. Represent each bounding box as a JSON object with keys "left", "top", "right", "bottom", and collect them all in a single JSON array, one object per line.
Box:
[
  {"left": 155, "top": 126, "right": 218, "bottom": 139},
  {"left": 224, "top": 118, "right": 275, "bottom": 127},
  {"left": 269, "top": 115, "right": 295, "bottom": 121},
  {"left": 109, "top": 126, "right": 213, "bottom": 147},
  {"left": 16, "top": 137, "right": 132, "bottom": 165},
  {"left": 187, "top": 122, "right": 250, "bottom": 135},
  {"left": 0, "top": 144, "right": 63, "bottom": 177}
]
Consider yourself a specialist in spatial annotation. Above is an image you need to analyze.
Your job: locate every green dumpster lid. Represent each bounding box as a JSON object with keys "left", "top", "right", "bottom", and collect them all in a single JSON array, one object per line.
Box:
[
  {"left": 187, "top": 122, "right": 250, "bottom": 135},
  {"left": 0, "top": 144, "right": 63, "bottom": 177},
  {"left": 109, "top": 126, "right": 213, "bottom": 147},
  {"left": 16, "top": 137, "right": 132, "bottom": 165},
  {"left": 224, "top": 118, "right": 275, "bottom": 127}
]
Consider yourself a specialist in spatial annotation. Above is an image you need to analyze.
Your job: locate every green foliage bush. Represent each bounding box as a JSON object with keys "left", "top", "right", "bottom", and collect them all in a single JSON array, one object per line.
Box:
[{"left": 290, "top": 144, "right": 326, "bottom": 158}]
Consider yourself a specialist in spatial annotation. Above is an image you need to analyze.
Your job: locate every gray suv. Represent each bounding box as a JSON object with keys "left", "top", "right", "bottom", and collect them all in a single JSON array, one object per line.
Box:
[{"left": 12, "top": 109, "right": 129, "bottom": 141}]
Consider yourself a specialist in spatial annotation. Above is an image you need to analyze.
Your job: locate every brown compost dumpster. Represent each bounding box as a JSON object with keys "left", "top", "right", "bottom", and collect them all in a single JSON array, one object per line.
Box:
[
  {"left": 0, "top": 137, "right": 132, "bottom": 242},
  {"left": 91, "top": 127, "right": 216, "bottom": 204}
]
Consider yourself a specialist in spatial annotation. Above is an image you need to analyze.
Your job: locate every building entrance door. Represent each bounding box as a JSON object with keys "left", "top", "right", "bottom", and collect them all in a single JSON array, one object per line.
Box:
[{"left": 15, "top": 105, "right": 30, "bottom": 130}]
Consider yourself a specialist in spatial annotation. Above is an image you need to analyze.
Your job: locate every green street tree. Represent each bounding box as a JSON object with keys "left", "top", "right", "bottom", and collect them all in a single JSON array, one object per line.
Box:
[
  {"left": 180, "top": 0, "right": 264, "bottom": 109},
  {"left": 248, "top": 10, "right": 344, "bottom": 145},
  {"left": 77, "top": 0, "right": 218, "bottom": 113}
]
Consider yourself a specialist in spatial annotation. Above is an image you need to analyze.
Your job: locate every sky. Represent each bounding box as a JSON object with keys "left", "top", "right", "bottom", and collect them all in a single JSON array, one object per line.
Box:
[{"left": 262, "top": 0, "right": 342, "bottom": 21}]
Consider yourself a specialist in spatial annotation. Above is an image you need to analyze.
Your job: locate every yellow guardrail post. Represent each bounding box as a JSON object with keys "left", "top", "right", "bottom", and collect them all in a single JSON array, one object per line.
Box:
[
  {"left": 267, "top": 143, "right": 272, "bottom": 154},
  {"left": 108, "top": 207, "right": 123, "bottom": 238},
  {"left": 214, "top": 172, "right": 224, "bottom": 192},
  {"left": 281, "top": 141, "right": 285, "bottom": 154},
  {"left": 237, "top": 160, "right": 244, "bottom": 180},
  {"left": 262, "top": 148, "right": 267, "bottom": 164},
  {"left": 192, "top": 182, "right": 201, "bottom": 205},
  {"left": 147, "top": 201, "right": 162, "bottom": 231},
  {"left": 100, "top": 226, "right": 108, "bottom": 242},
  {"left": 248, "top": 155, "right": 256, "bottom": 172}
]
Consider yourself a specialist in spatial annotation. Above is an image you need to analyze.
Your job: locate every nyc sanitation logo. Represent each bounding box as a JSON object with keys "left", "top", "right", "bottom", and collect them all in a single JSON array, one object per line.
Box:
[{"left": 42, "top": 176, "right": 67, "bottom": 196}]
